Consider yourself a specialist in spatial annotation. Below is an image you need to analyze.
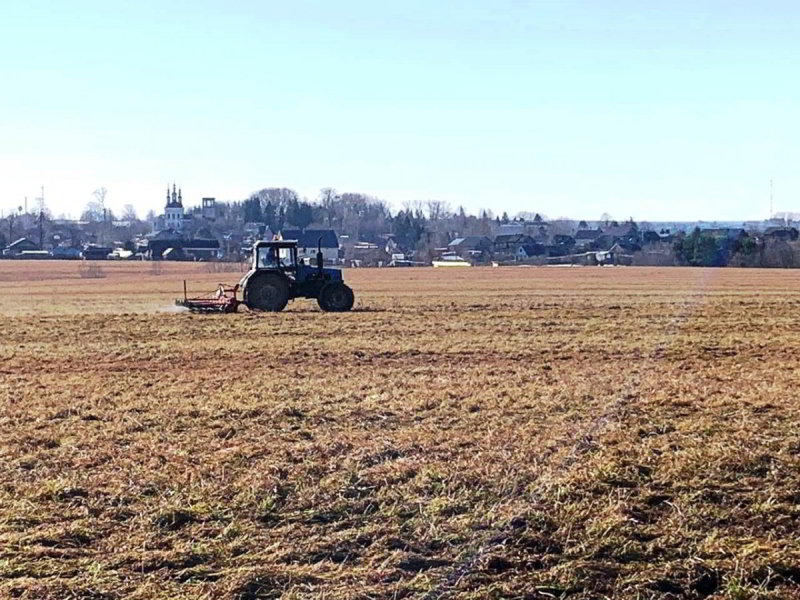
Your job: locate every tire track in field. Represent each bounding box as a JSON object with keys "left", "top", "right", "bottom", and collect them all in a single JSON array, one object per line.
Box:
[{"left": 419, "top": 277, "right": 714, "bottom": 600}]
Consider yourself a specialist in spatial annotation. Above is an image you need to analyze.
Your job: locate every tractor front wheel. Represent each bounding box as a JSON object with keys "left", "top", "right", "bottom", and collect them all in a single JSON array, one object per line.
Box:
[
  {"left": 246, "top": 274, "right": 290, "bottom": 312},
  {"left": 318, "top": 283, "right": 354, "bottom": 312}
]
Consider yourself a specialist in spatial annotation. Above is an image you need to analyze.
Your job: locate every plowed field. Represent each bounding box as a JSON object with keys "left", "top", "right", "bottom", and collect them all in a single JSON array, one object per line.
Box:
[{"left": 2, "top": 262, "right": 799, "bottom": 599}]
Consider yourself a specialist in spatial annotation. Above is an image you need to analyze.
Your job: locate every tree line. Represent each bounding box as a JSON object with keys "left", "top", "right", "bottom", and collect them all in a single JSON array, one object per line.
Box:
[{"left": 231, "top": 188, "right": 495, "bottom": 252}]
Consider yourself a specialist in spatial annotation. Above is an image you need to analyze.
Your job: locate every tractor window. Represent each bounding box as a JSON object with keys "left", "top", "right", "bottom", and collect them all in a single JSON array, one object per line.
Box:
[
  {"left": 256, "top": 246, "right": 296, "bottom": 269},
  {"left": 257, "top": 247, "right": 279, "bottom": 268},
  {"left": 278, "top": 248, "right": 296, "bottom": 267}
]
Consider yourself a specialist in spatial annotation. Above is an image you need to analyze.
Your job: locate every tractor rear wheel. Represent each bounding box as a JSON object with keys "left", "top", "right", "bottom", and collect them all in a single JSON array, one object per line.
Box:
[
  {"left": 246, "top": 274, "right": 290, "bottom": 312},
  {"left": 318, "top": 282, "right": 354, "bottom": 312}
]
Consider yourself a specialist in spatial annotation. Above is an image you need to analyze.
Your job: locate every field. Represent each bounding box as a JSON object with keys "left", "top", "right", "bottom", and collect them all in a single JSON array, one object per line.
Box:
[{"left": 2, "top": 261, "right": 800, "bottom": 599}]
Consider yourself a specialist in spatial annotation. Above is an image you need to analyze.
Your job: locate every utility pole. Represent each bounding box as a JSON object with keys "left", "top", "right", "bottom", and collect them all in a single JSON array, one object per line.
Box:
[
  {"left": 36, "top": 186, "right": 45, "bottom": 214},
  {"left": 38, "top": 210, "right": 45, "bottom": 250}
]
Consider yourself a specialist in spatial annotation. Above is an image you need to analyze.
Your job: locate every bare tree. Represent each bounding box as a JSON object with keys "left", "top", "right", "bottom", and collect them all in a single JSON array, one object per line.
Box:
[
  {"left": 403, "top": 200, "right": 427, "bottom": 217},
  {"left": 318, "top": 188, "right": 339, "bottom": 227},
  {"left": 81, "top": 201, "right": 104, "bottom": 222},
  {"left": 93, "top": 188, "right": 108, "bottom": 218},
  {"left": 426, "top": 200, "right": 451, "bottom": 221},
  {"left": 254, "top": 187, "right": 299, "bottom": 209},
  {"left": 121, "top": 204, "right": 138, "bottom": 221}
]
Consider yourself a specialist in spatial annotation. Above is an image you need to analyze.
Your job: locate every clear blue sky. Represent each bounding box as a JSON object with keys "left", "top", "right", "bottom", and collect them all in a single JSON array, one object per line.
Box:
[{"left": 1, "top": 0, "right": 798, "bottom": 221}]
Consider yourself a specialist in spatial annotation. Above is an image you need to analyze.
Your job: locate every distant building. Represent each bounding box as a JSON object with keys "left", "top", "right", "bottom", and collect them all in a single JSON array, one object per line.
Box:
[
  {"left": 703, "top": 228, "right": 747, "bottom": 239},
  {"left": 574, "top": 229, "right": 604, "bottom": 249},
  {"left": 279, "top": 229, "right": 339, "bottom": 263},
  {"left": 184, "top": 228, "right": 222, "bottom": 260},
  {"left": 494, "top": 222, "right": 526, "bottom": 236},
  {"left": 448, "top": 236, "right": 493, "bottom": 260},
  {"left": 51, "top": 246, "right": 82, "bottom": 260},
  {"left": 448, "top": 236, "right": 492, "bottom": 253},
  {"left": 764, "top": 227, "right": 799, "bottom": 241},
  {"left": 3, "top": 238, "right": 38, "bottom": 256},
  {"left": 517, "top": 243, "right": 546, "bottom": 260},
  {"left": 82, "top": 244, "right": 113, "bottom": 260},
  {"left": 201, "top": 198, "right": 217, "bottom": 221},
  {"left": 146, "top": 228, "right": 183, "bottom": 260},
  {"left": 243, "top": 222, "right": 272, "bottom": 238},
  {"left": 162, "top": 247, "right": 188, "bottom": 261},
  {"left": 493, "top": 234, "right": 535, "bottom": 256},
  {"left": 145, "top": 227, "right": 221, "bottom": 261},
  {"left": 349, "top": 242, "right": 390, "bottom": 266},
  {"left": 152, "top": 184, "right": 192, "bottom": 232}
]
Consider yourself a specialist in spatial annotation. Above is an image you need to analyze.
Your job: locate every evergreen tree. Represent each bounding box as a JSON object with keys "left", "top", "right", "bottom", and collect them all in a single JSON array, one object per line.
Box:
[
  {"left": 263, "top": 201, "right": 275, "bottom": 230},
  {"left": 243, "top": 197, "right": 263, "bottom": 223}
]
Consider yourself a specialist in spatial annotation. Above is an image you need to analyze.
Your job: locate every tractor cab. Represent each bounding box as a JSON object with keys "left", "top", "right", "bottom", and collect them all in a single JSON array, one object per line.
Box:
[
  {"left": 254, "top": 240, "right": 298, "bottom": 273},
  {"left": 239, "top": 240, "right": 354, "bottom": 312}
]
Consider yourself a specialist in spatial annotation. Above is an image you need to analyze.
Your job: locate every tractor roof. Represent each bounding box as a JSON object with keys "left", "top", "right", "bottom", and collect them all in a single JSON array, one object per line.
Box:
[{"left": 254, "top": 240, "right": 298, "bottom": 249}]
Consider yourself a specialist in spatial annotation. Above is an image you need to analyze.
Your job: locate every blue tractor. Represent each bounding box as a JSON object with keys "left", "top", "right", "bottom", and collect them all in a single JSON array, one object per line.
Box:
[{"left": 239, "top": 239, "right": 354, "bottom": 312}]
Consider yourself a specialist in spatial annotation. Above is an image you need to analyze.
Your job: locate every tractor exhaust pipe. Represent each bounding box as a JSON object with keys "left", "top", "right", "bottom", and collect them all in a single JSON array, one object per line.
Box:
[{"left": 317, "top": 237, "right": 323, "bottom": 275}]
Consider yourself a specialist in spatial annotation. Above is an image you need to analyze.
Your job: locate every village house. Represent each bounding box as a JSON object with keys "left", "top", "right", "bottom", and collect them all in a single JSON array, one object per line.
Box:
[
  {"left": 516, "top": 243, "right": 546, "bottom": 260},
  {"left": 574, "top": 228, "right": 603, "bottom": 249},
  {"left": 348, "top": 242, "right": 390, "bottom": 266},
  {"left": 145, "top": 228, "right": 221, "bottom": 261},
  {"left": 493, "top": 234, "right": 535, "bottom": 258},
  {"left": 82, "top": 244, "right": 114, "bottom": 260},
  {"left": 279, "top": 229, "right": 339, "bottom": 263},
  {"left": 764, "top": 227, "right": 799, "bottom": 241},
  {"left": 145, "top": 229, "right": 183, "bottom": 259},
  {"left": 183, "top": 228, "right": 222, "bottom": 260},
  {"left": 2, "top": 237, "right": 38, "bottom": 256},
  {"left": 702, "top": 227, "right": 748, "bottom": 239},
  {"left": 448, "top": 236, "right": 493, "bottom": 259}
]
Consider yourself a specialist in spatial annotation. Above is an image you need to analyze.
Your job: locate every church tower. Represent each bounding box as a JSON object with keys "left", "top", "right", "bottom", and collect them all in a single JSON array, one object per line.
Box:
[{"left": 164, "top": 183, "right": 186, "bottom": 231}]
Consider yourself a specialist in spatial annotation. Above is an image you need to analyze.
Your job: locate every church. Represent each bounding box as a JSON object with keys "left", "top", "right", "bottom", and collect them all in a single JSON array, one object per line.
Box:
[{"left": 152, "top": 184, "right": 193, "bottom": 232}]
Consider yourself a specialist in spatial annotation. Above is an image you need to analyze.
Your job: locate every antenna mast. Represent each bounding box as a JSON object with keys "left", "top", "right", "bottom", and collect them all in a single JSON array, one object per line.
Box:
[{"left": 770, "top": 179, "right": 773, "bottom": 219}]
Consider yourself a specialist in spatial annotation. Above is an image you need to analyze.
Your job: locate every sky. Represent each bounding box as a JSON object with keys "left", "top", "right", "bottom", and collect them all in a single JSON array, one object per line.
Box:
[{"left": 0, "top": 0, "right": 798, "bottom": 221}]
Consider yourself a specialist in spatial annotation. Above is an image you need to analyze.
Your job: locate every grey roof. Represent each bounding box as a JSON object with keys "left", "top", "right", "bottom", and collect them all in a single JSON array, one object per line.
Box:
[
  {"left": 8, "top": 238, "right": 37, "bottom": 249},
  {"left": 448, "top": 236, "right": 490, "bottom": 248},
  {"left": 575, "top": 229, "right": 603, "bottom": 240},
  {"left": 184, "top": 239, "right": 220, "bottom": 249},
  {"left": 494, "top": 234, "right": 533, "bottom": 243},
  {"left": 280, "top": 229, "right": 339, "bottom": 248},
  {"left": 149, "top": 228, "right": 183, "bottom": 241}
]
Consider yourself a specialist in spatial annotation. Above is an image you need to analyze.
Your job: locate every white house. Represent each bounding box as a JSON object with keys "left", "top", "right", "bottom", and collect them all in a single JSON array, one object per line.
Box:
[{"left": 279, "top": 229, "right": 339, "bottom": 263}]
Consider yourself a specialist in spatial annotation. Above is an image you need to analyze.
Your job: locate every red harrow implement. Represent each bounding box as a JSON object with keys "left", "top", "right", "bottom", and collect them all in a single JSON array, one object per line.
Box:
[{"left": 176, "top": 281, "right": 241, "bottom": 313}]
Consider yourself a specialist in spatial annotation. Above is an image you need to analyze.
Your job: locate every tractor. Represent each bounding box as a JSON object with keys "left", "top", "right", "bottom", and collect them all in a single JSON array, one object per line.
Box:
[{"left": 176, "top": 239, "right": 354, "bottom": 313}]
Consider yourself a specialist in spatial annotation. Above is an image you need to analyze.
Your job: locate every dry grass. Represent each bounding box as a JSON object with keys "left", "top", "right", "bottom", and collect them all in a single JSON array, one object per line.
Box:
[{"left": 1, "top": 261, "right": 800, "bottom": 599}]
